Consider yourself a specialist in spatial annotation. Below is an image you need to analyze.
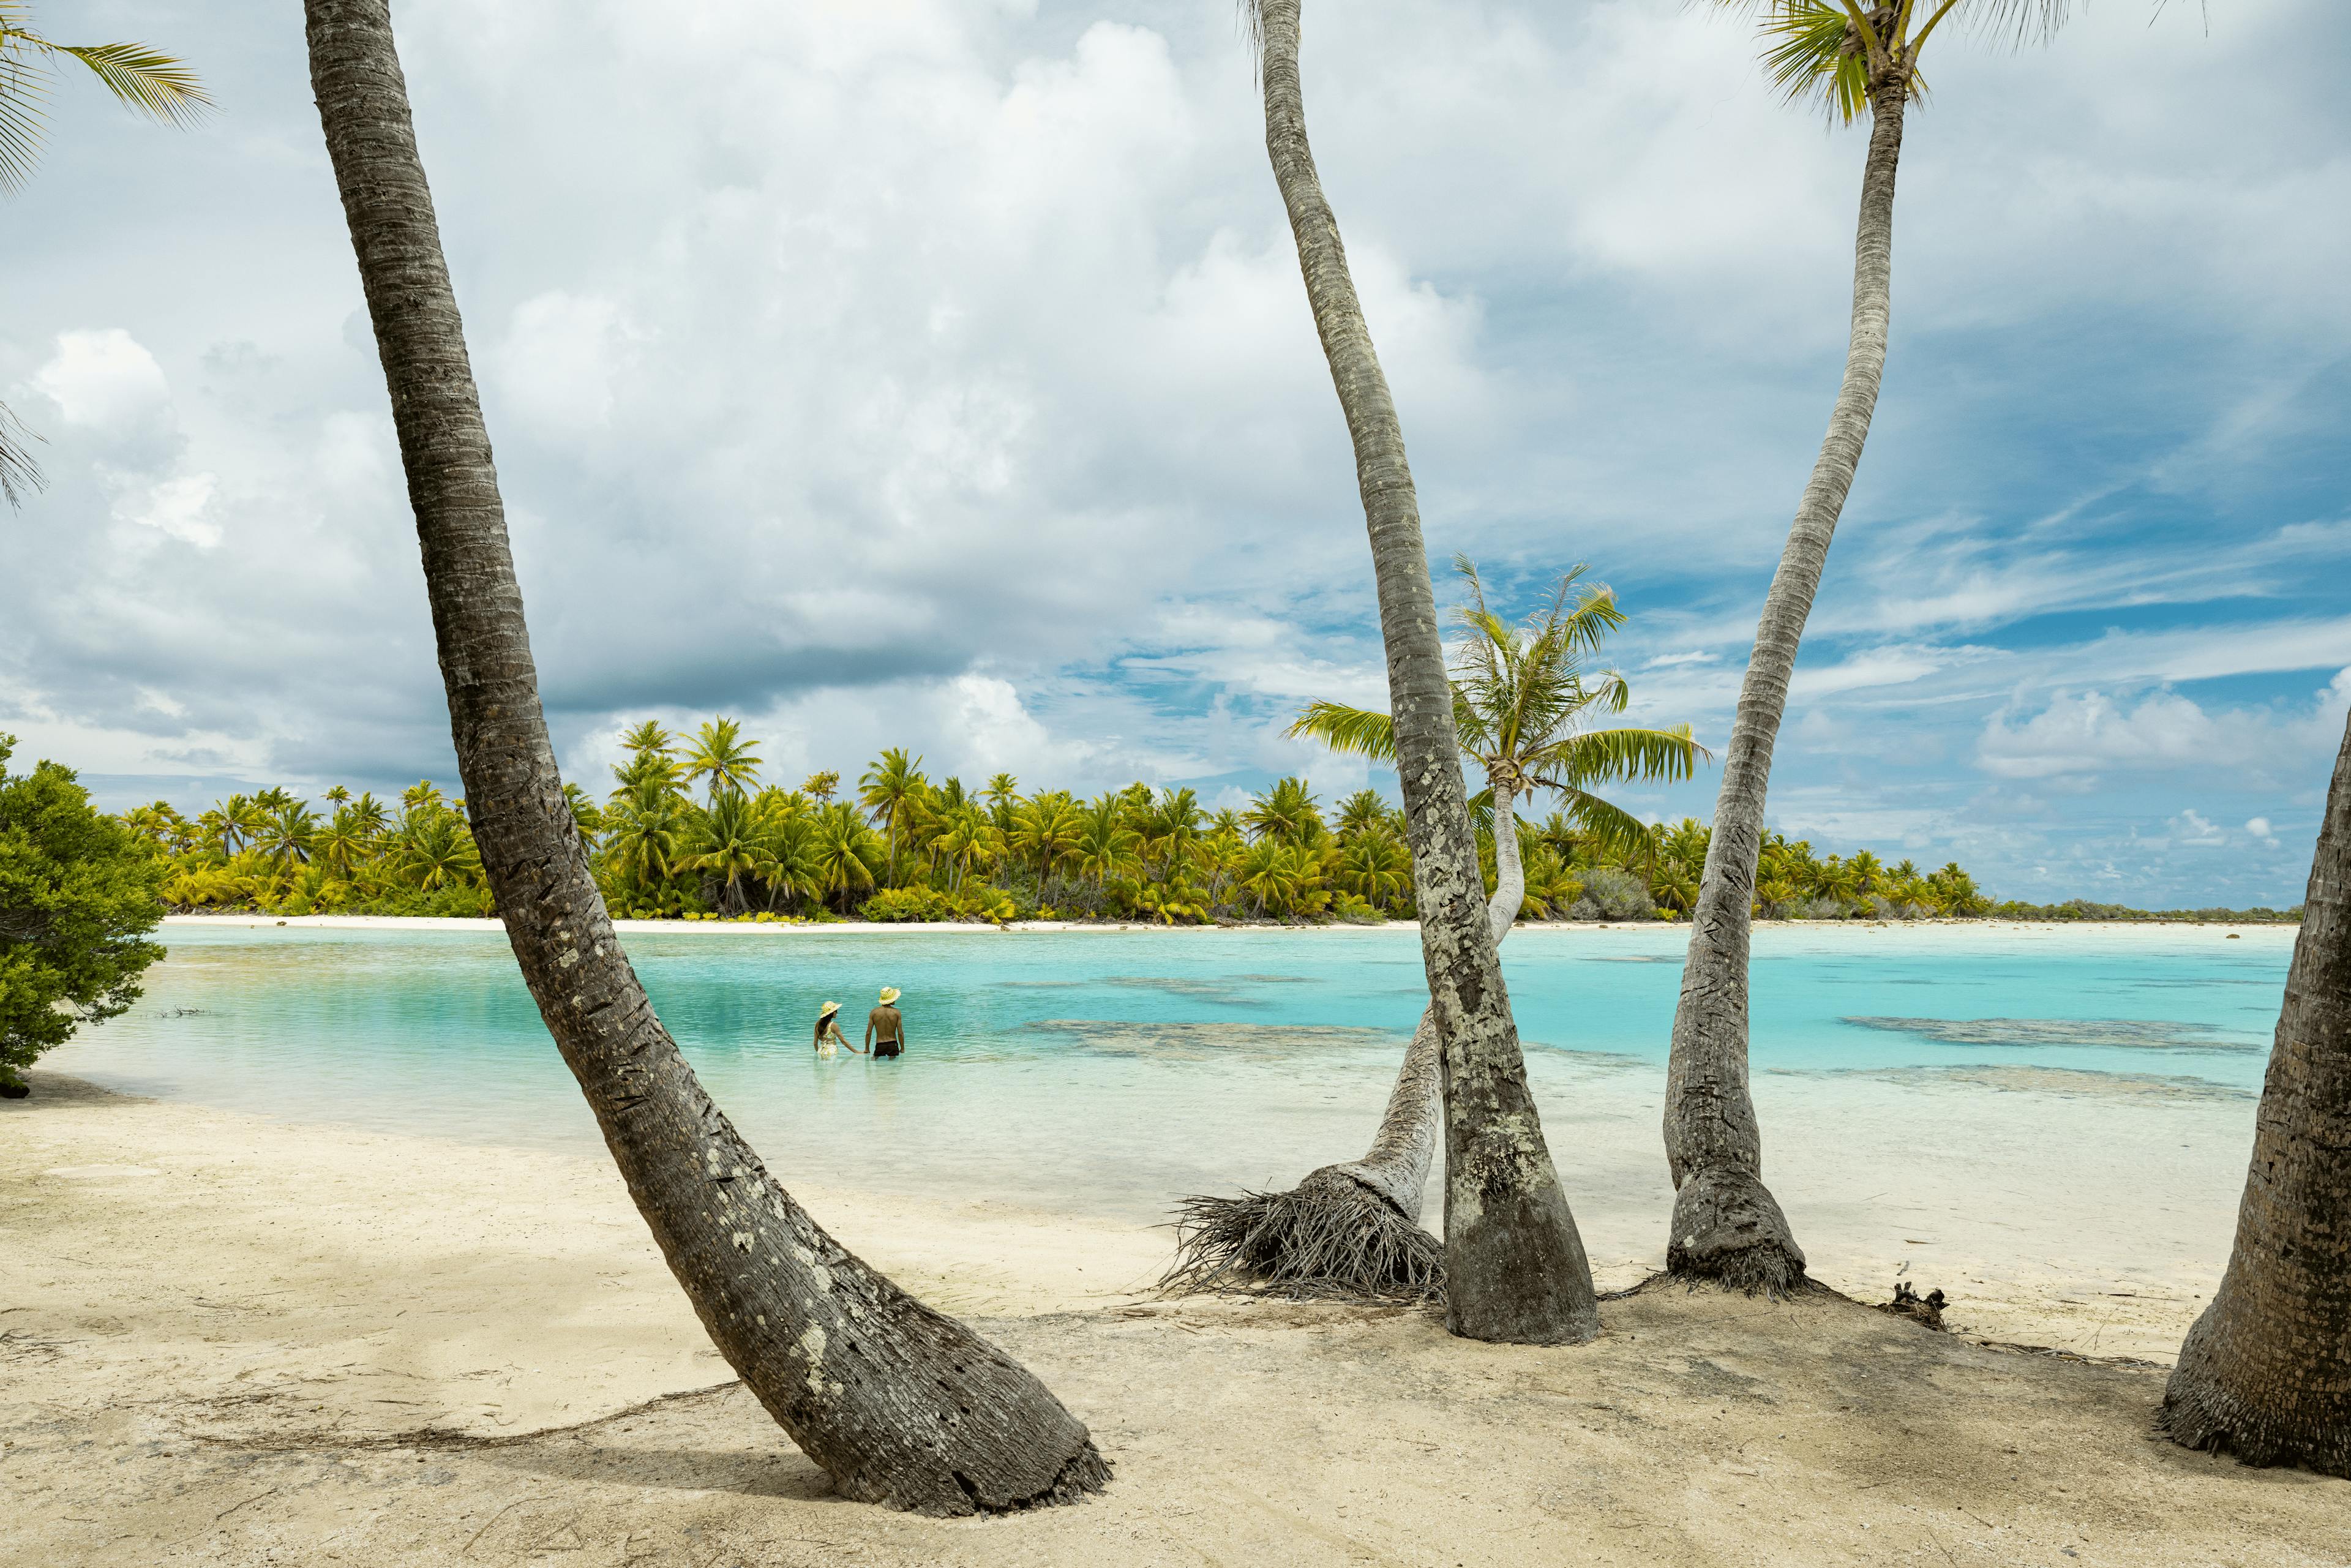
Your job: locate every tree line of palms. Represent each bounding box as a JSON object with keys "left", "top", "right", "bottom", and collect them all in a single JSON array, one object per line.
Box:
[{"left": 118, "top": 738, "right": 1995, "bottom": 928}]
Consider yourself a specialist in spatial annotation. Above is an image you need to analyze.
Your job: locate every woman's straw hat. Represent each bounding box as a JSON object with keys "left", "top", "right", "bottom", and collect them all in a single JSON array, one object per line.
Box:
[
  {"left": 878, "top": 986, "right": 901, "bottom": 1005},
  {"left": 818, "top": 1000, "right": 842, "bottom": 1019}
]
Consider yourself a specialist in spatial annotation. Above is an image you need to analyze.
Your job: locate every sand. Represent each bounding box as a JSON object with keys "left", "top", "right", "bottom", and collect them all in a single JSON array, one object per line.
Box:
[{"left": 6, "top": 1071, "right": 2344, "bottom": 1566}]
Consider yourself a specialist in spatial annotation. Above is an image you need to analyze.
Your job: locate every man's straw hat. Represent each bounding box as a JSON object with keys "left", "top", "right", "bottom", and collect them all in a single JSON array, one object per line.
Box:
[
  {"left": 878, "top": 986, "right": 901, "bottom": 1005},
  {"left": 818, "top": 1000, "right": 841, "bottom": 1019}
]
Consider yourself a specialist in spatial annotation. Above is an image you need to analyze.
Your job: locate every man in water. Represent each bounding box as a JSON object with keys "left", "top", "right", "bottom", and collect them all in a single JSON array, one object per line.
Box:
[{"left": 866, "top": 986, "right": 907, "bottom": 1059}]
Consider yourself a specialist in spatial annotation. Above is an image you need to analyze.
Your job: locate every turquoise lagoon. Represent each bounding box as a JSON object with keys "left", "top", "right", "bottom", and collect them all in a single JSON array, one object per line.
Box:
[{"left": 50, "top": 922, "right": 2290, "bottom": 1229}]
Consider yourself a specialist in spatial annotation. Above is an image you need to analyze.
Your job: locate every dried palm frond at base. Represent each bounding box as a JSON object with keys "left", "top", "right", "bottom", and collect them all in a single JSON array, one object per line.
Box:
[
  {"left": 1161, "top": 1166, "right": 1442, "bottom": 1303},
  {"left": 1875, "top": 1281, "right": 1948, "bottom": 1330}
]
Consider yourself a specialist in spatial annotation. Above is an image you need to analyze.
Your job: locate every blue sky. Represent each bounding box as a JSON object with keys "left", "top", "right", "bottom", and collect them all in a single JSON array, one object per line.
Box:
[{"left": 2, "top": 0, "right": 2345, "bottom": 907}]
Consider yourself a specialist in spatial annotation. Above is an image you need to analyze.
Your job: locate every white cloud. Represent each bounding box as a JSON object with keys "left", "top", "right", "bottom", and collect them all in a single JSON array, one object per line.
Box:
[
  {"left": 112, "top": 471, "right": 221, "bottom": 548},
  {"left": 29, "top": 329, "right": 169, "bottom": 428},
  {"left": 493, "top": 291, "right": 644, "bottom": 433}
]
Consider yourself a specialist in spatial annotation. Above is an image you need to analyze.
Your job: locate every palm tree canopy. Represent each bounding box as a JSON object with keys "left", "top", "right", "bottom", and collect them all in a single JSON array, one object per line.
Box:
[
  {"left": 1289, "top": 557, "right": 1706, "bottom": 857},
  {"left": 683, "top": 716, "right": 762, "bottom": 800},
  {"left": 1720, "top": 0, "right": 2074, "bottom": 123}
]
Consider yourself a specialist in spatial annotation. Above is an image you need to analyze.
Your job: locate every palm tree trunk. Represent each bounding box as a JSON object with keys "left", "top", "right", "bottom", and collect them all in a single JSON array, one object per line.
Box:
[
  {"left": 1661, "top": 73, "right": 1908, "bottom": 1294},
  {"left": 303, "top": 0, "right": 1105, "bottom": 1515},
  {"left": 1165, "top": 790, "right": 1526, "bottom": 1299},
  {"left": 2158, "top": 708, "right": 2351, "bottom": 1475},
  {"left": 1334, "top": 777, "right": 1526, "bottom": 1220},
  {"left": 1254, "top": 0, "right": 1593, "bottom": 1346}
]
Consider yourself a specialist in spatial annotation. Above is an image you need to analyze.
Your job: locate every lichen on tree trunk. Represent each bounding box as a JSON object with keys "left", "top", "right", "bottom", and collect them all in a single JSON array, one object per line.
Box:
[
  {"left": 2158, "top": 707, "right": 2351, "bottom": 1477},
  {"left": 1662, "top": 75, "right": 1909, "bottom": 1297},
  {"left": 302, "top": 0, "right": 1105, "bottom": 1514}
]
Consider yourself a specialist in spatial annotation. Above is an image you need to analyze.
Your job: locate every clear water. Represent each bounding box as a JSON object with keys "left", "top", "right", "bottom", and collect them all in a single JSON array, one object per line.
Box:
[{"left": 50, "top": 923, "right": 2291, "bottom": 1223}]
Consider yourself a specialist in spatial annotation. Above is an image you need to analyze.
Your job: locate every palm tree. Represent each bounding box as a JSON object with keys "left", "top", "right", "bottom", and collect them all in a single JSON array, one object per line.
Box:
[
  {"left": 984, "top": 771, "right": 1020, "bottom": 823},
  {"left": 618, "top": 720, "right": 672, "bottom": 759},
  {"left": 561, "top": 781, "right": 604, "bottom": 850},
  {"left": 811, "top": 801, "right": 881, "bottom": 913},
  {"left": 858, "top": 748, "right": 925, "bottom": 885},
  {"left": 257, "top": 802, "right": 318, "bottom": 869},
  {"left": 800, "top": 770, "right": 839, "bottom": 803},
  {"left": 1337, "top": 828, "right": 1411, "bottom": 910},
  {"left": 932, "top": 805, "right": 997, "bottom": 892},
  {"left": 1665, "top": 0, "right": 2073, "bottom": 1293},
  {"left": 315, "top": 805, "right": 373, "bottom": 880},
  {"left": 387, "top": 809, "right": 480, "bottom": 891},
  {"left": 1244, "top": 0, "right": 1593, "bottom": 1344},
  {"left": 1242, "top": 776, "right": 1324, "bottom": 848},
  {"left": 1175, "top": 560, "right": 1697, "bottom": 1300},
  {"left": 681, "top": 790, "right": 779, "bottom": 913},
  {"left": 682, "top": 716, "right": 762, "bottom": 801},
  {"left": 2158, "top": 708, "right": 2351, "bottom": 1475},
  {"left": 347, "top": 790, "right": 389, "bottom": 839},
  {"left": 1292, "top": 557, "right": 1704, "bottom": 901},
  {"left": 1074, "top": 793, "right": 1140, "bottom": 890},
  {"left": 0, "top": 7, "right": 209, "bottom": 506},
  {"left": 303, "top": 0, "right": 1103, "bottom": 1512},
  {"left": 602, "top": 777, "right": 689, "bottom": 902}
]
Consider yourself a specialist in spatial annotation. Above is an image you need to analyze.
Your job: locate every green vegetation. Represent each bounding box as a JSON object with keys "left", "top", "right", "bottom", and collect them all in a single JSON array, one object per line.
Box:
[
  {"left": 1, "top": 735, "right": 166, "bottom": 1095},
  {"left": 119, "top": 722, "right": 2012, "bottom": 926},
  {"left": 1988, "top": 899, "right": 2302, "bottom": 925}
]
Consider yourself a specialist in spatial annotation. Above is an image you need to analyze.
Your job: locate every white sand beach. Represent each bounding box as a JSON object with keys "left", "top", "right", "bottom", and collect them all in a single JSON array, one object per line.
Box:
[{"left": 6, "top": 1070, "right": 2343, "bottom": 1566}]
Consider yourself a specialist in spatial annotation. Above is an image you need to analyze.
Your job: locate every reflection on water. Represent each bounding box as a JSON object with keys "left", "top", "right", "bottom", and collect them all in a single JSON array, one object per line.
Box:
[{"left": 51, "top": 922, "right": 2293, "bottom": 1222}]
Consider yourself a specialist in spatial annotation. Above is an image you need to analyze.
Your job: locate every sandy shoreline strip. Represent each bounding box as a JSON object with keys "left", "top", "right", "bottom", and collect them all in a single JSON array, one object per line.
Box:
[
  {"left": 6, "top": 1073, "right": 2342, "bottom": 1565},
  {"left": 162, "top": 913, "right": 2301, "bottom": 938}
]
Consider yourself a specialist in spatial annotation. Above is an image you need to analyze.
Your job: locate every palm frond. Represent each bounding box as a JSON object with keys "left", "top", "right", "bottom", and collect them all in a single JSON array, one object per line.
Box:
[
  {"left": 53, "top": 42, "right": 210, "bottom": 127},
  {"left": 1528, "top": 725, "right": 1709, "bottom": 789},
  {"left": 1758, "top": 0, "right": 1875, "bottom": 124},
  {"left": 1558, "top": 789, "right": 1657, "bottom": 863},
  {"left": 1287, "top": 700, "right": 1398, "bottom": 764},
  {"left": 0, "top": 46, "right": 50, "bottom": 193},
  {"left": 0, "top": 398, "right": 45, "bottom": 508}
]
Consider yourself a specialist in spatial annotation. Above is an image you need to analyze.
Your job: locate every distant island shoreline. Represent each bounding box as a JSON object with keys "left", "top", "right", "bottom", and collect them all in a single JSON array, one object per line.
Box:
[{"left": 160, "top": 912, "right": 2303, "bottom": 934}]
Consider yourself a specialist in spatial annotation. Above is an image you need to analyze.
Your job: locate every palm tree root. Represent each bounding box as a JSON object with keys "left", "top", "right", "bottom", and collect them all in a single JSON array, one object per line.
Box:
[
  {"left": 2158, "top": 1338, "right": 2351, "bottom": 1477},
  {"left": 1161, "top": 1165, "right": 1442, "bottom": 1302},
  {"left": 1664, "top": 1166, "right": 1810, "bottom": 1299}
]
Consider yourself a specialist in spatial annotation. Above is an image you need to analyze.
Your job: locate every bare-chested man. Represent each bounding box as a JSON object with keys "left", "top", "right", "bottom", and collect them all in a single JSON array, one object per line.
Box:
[{"left": 866, "top": 986, "right": 907, "bottom": 1059}]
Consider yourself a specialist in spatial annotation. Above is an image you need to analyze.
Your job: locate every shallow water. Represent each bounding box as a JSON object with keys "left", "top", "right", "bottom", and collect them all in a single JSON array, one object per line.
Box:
[{"left": 53, "top": 923, "right": 2290, "bottom": 1225}]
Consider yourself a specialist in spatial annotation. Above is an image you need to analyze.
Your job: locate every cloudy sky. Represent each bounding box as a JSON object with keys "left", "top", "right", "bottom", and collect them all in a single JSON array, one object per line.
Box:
[{"left": 4, "top": 0, "right": 2345, "bottom": 907}]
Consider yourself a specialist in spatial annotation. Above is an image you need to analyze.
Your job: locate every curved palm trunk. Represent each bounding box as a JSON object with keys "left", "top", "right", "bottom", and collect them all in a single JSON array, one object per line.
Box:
[
  {"left": 1333, "top": 779, "right": 1527, "bottom": 1218},
  {"left": 1661, "top": 77, "right": 1908, "bottom": 1294},
  {"left": 1165, "top": 781, "right": 1525, "bottom": 1298},
  {"left": 1254, "top": 9, "right": 1595, "bottom": 1338},
  {"left": 304, "top": 0, "right": 1104, "bottom": 1515},
  {"left": 2158, "top": 710, "right": 2351, "bottom": 1474}
]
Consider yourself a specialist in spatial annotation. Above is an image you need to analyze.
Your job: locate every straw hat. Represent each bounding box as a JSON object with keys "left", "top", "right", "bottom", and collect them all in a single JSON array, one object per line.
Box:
[
  {"left": 877, "top": 986, "right": 901, "bottom": 1005},
  {"left": 817, "top": 1000, "right": 842, "bottom": 1019}
]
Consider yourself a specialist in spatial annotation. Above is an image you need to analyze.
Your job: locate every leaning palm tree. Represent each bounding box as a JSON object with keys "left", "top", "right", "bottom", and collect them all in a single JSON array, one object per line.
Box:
[
  {"left": 303, "top": 0, "right": 1103, "bottom": 1514},
  {"left": 2158, "top": 708, "right": 2351, "bottom": 1476},
  {"left": 1665, "top": 0, "right": 2074, "bottom": 1294},
  {"left": 1234, "top": 0, "right": 1594, "bottom": 1345},
  {"left": 1, "top": 6, "right": 209, "bottom": 506},
  {"left": 1169, "top": 557, "right": 1700, "bottom": 1301}
]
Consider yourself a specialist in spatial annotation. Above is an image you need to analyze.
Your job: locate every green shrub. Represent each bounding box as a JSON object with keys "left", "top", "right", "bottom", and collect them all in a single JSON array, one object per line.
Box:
[{"left": 1, "top": 738, "right": 167, "bottom": 1096}]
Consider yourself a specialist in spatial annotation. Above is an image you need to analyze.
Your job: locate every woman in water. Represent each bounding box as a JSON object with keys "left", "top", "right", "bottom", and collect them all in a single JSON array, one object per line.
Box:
[{"left": 812, "top": 1000, "right": 861, "bottom": 1058}]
